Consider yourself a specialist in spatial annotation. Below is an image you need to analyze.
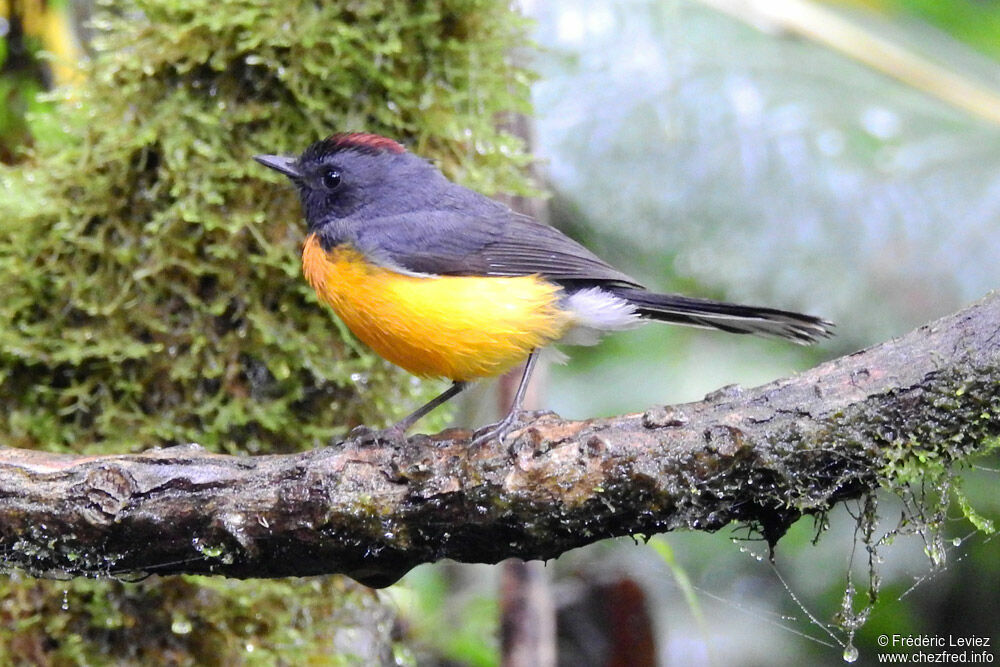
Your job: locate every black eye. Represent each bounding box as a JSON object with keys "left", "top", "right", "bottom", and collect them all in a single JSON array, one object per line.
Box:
[{"left": 321, "top": 168, "right": 342, "bottom": 190}]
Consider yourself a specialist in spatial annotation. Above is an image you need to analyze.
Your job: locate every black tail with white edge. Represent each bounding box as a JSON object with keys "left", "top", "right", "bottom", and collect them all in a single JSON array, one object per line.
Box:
[{"left": 607, "top": 286, "right": 833, "bottom": 344}]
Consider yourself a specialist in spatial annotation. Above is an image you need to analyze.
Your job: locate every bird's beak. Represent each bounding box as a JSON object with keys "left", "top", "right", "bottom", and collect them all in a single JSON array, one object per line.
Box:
[{"left": 254, "top": 154, "right": 301, "bottom": 179}]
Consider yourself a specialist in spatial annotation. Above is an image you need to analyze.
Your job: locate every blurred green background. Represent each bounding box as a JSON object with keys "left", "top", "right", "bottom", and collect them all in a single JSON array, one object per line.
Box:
[
  {"left": 427, "top": 1, "right": 1000, "bottom": 664},
  {"left": 2, "top": 0, "right": 997, "bottom": 665}
]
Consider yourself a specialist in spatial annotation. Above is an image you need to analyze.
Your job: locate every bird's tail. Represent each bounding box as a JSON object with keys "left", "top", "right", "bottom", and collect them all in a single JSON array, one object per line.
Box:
[{"left": 607, "top": 286, "right": 833, "bottom": 344}]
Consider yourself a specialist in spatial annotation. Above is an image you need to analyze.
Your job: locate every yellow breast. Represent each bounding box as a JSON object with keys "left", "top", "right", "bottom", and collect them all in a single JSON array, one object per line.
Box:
[{"left": 302, "top": 233, "right": 571, "bottom": 381}]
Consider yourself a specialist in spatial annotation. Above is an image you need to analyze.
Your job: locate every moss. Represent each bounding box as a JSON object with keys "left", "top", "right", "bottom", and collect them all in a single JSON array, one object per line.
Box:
[
  {"left": 824, "top": 375, "right": 1000, "bottom": 641},
  {"left": 0, "top": 576, "right": 402, "bottom": 665},
  {"left": 878, "top": 380, "right": 1000, "bottom": 543},
  {"left": 0, "top": 0, "right": 533, "bottom": 661},
  {"left": 1, "top": 0, "right": 535, "bottom": 455}
]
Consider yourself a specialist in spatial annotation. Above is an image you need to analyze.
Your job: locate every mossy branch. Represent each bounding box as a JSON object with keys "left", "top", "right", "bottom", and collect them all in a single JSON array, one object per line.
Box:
[{"left": 1, "top": 294, "right": 997, "bottom": 588}]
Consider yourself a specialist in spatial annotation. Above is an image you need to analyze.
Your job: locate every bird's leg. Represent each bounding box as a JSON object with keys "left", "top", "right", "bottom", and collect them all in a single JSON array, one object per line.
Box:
[
  {"left": 393, "top": 380, "right": 469, "bottom": 433},
  {"left": 471, "top": 350, "right": 539, "bottom": 447},
  {"left": 349, "top": 381, "right": 468, "bottom": 445}
]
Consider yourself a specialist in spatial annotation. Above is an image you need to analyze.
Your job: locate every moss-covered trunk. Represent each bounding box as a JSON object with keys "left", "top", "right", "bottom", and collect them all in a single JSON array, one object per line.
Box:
[{"left": 0, "top": 0, "right": 533, "bottom": 661}]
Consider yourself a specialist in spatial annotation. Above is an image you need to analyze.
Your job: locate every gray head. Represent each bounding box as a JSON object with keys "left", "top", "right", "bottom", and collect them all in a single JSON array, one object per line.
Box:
[{"left": 254, "top": 132, "right": 449, "bottom": 232}]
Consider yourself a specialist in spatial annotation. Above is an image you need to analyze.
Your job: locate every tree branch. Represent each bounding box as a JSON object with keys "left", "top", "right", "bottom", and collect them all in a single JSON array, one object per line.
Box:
[{"left": 1, "top": 294, "right": 998, "bottom": 588}]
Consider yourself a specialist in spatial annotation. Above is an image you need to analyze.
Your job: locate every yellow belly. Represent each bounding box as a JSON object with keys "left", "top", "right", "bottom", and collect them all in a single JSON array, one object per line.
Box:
[{"left": 302, "top": 234, "right": 571, "bottom": 381}]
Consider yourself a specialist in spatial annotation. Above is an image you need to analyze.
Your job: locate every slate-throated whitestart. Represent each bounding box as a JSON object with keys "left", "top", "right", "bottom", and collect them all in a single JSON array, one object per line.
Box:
[{"left": 255, "top": 133, "right": 833, "bottom": 443}]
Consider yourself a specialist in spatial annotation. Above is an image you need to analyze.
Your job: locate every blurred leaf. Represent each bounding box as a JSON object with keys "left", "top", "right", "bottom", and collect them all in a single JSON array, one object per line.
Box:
[
  {"left": 649, "top": 537, "right": 706, "bottom": 630},
  {"left": 856, "top": 0, "right": 1000, "bottom": 62},
  {"left": 533, "top": 0, "right": 1000, "bottom": 354}
]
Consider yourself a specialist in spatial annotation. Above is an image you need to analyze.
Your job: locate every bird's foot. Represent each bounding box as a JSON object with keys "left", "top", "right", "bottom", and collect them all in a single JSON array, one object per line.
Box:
[{"left": 470, "top": 410, "right": 528, "bottom": 448}]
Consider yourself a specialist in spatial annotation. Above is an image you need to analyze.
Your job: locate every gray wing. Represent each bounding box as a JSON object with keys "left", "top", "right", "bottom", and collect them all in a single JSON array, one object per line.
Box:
[{"left": 352, "top": 198, "right": 641, "bottom": 287}]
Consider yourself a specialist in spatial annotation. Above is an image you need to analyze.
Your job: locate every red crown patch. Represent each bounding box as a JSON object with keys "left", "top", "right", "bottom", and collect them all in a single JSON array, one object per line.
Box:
[{"left": 327, "top": 132, "right": 406, "bottom": 155}]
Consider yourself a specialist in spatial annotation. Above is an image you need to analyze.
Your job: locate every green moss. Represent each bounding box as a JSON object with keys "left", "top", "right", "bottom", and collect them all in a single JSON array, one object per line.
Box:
[
  {"left": 874, "top": 408, "right": 998, "bottom": 600},
  {"left": 880, "top": 437, "right": 949, "bottom": 486},
  {"left": 955, "top": 486, "right": 996, "bottom": 534},
  {"left": 1, "top": 0, "right": 535, "bottom": 455},
  {"left": 0, "top": 576, "right": 401, "bottom": 665},
  {"left": 0, "top": 0, "right": 534, "bottom": 661}
]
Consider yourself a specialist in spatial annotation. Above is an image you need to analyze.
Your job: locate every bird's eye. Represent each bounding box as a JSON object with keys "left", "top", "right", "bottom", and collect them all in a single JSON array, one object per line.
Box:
[{"left": 321, "top": 168, "right": 342, "bottom": 190}]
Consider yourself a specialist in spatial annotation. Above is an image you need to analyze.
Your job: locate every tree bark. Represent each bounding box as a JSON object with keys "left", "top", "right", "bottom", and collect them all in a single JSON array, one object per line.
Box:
[{"left": 1, "top": 294, "right": 997, "bottom": 588}]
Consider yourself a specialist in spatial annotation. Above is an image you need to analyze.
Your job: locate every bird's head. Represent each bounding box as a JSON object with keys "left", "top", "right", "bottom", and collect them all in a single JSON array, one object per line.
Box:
[{"left": 255, "top": 132, "right": 443, "bottom": 233}]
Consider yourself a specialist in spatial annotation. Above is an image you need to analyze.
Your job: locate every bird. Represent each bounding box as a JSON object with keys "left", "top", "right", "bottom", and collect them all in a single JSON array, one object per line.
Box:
[{"left": 255, "top": 132, "right": 832, "bottom": 444}]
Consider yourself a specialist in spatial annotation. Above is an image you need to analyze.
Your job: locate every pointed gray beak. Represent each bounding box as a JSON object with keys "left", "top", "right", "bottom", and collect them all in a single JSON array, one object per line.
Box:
[{"left": 254, "top": 154, "right": 301, "bottom": 179}]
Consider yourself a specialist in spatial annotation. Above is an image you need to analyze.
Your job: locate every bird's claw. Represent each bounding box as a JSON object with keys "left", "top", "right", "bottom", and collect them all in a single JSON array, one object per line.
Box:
[{"left": 470, "top": 410, "right": 527, "bottom": 448}]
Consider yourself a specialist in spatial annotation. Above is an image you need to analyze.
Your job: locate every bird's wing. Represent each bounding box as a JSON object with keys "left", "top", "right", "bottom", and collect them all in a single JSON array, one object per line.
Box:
[{"left": 352, "top": 204, "right": 642, "bottom": 287}]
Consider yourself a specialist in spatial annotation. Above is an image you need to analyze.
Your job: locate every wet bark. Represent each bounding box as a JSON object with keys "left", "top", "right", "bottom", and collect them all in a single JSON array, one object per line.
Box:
[{"left": 0, "top": 294, "right": 997, "bottom": 588}]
